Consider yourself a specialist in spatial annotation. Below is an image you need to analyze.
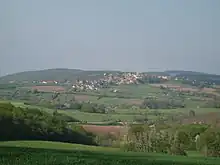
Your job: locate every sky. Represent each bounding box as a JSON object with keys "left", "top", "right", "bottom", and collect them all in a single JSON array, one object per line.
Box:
[{"left": 0, "top": 0, "right": 220, "bottom": 76}]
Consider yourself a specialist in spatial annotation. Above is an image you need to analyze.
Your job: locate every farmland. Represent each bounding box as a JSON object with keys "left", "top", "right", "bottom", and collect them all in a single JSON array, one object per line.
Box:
[
  {"left": 1, "top": 69, "right": 220, "bottom": 164},
  {"left": 1, "top": 78, "right": 220, "bottom": 125}
]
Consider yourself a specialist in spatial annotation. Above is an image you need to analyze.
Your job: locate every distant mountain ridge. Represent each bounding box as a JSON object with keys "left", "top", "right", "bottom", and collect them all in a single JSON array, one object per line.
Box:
[
  {"left": 165, "top": 70, "right": 207, "bottom": 76},
  {"left": 165, "top": 70, "right": 220, "bottom": 76},
  {"left": 0, "top": 68, "right": 120, "bottom": 83},
  {"left": 0, "top": 68, "right": 220, "bottom": 83}
]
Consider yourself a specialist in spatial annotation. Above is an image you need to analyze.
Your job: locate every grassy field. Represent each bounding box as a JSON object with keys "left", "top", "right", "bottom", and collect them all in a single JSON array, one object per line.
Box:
[
  {"left": 10, "top": 101, "right": 220, "bottom": 123},
  {"left": 0, "top": 82, "right": 213, "bottom": 108},
  {"left": 0, "top": 141, "right": 219, "bottom": 165}
]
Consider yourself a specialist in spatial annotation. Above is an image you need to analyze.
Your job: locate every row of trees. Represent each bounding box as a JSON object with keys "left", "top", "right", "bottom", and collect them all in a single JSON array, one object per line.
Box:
[
  {"left": 123, "top": 124, "right": 220, "bottom": 157},
  {"left": 140, "top": 98, "right": 185, "bottom": 109},
  {"left": 137, "top": 77, "right": 168, "bottom": 84}
]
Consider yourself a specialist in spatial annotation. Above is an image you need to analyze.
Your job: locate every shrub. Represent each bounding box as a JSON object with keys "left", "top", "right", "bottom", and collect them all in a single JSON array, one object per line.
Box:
[{"left": 200, "top": 127, "right": 220, "bottom": 157}]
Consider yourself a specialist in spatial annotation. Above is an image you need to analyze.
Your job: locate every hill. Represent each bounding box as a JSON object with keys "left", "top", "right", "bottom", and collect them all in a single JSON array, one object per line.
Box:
[
  {"left": 0, "top": 68, "right": 120, "bottom": 82},
  {"left": 165, "top": 70, "right": 220, "bottom": 78},
  {"left": 1, "top": 141, "right": 220, "bottom": 165},
  {"left": 1, "top": 68, "right": 220, "bottom": 84},
  {"left": 0, "top": 102, "right": 95, "bottom": 145},
  {"left": 165, "top": 70, "right": 208, "bottom": 76}
]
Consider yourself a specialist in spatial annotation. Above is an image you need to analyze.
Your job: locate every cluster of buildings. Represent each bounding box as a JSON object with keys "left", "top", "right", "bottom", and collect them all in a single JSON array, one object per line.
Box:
[
  {"left": 72, "top": 79, "right": 107, "bottom": 92},
  {"left": 70, "top": 72, "right": 170, "bottom": 92},
  {"left": 70, "top": 72, "right": 145, "bottom": 92},
  {"left": 102, "top": 72, "right": 145, "bottom": 85},
  {"left": 7, "top": 71, "right": 170, "bottom": 92}
]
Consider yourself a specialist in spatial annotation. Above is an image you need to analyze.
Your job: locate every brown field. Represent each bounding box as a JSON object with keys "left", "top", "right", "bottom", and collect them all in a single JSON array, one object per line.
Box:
[
  {"left": 151, "top": 83, "right": 218, "bottom": 93},
  {"left": 82, "top": 125, "right": 128, "bottom": 136},
  {"left": 31, "top": 86, "right": 65, "bottom": 92},
  {"left": 202, "top": 87, "right": 216, "bottom": 92},
  {"left": 124, "top": 99, "right": 143, "bottom": 105},
  {"left": 74, "top": 95, "right": 95, "bottom": 101},
  {"left": 215, "top": 85, "right": 220, "bottom": 89}
]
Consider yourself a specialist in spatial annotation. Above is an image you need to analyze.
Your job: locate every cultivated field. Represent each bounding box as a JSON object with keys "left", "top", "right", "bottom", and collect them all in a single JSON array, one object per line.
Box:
[
  {"left": 150, "top": 83, "right": 218, "bottom": 94},
  {"left": 31, "top": 85, "right": 66, "bottom": 92},
  {"left": 82, "top": 125, "right": 128, "bottom": 136}
]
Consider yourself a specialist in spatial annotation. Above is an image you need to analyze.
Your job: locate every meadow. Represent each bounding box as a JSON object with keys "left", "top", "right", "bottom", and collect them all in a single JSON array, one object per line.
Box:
[
  {"left": 0, "top": 141, "right": 220, "bottom": 165},
  {"left": 11, "top": 101, "right": 220, "bottom": 123}
]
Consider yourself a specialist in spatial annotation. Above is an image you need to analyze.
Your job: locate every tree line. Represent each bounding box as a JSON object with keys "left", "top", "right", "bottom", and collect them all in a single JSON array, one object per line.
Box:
[
  {"left": 0, "top": 102, "right": 96, "bottom": 145},
  {"left": 123, "top": 124, "right": 220, "bottom": 157}
]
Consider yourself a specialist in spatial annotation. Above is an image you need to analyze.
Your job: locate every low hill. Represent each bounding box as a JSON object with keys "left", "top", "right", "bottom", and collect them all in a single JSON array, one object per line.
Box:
[
  {"left": 165, "top": 70, "right": 220, "bottom": 85},
  {"left": 165, "top": 70, "right": 220, "bottom": 78},
  {"left": 0, "top": 68, "right": 120, "bottom": 83},
  {"left": 0, "top": 141, "right": 219, "bottom": 165},
  {"left": 0, "top": 102, "right": 95, "bottom": 145},
  {"left": 165, "top": 70, "right": 207, "bottom": 76}
]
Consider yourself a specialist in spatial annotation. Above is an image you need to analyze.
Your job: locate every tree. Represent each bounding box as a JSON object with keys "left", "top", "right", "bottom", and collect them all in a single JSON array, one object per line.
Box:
[
  {"left": 81, "top": 103, "right": 95, "bottom": 113},
  {"left": 200, "top": 127, "right": 220, "bottom": 157},
  {"left": 168, "top": 131, "right": 188, "bottom": 156},
  {"left": 189, "top": 110, "right": 196, "bottom": 117},
  {"left": 32, "top": 89, "right": 39, "bottom": 94}
]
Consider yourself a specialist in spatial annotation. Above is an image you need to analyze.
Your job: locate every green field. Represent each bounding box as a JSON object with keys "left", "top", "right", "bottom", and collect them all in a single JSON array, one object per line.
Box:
[
  {"left": 10, "top": 101, "right": 220, "bottom": 123},
  {"left": 0, "top": 141, "right": 219, "bottom": 165}
]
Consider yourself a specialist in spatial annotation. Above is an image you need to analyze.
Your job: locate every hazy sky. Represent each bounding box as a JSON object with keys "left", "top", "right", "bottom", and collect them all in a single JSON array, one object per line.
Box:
[{"left": 0, "top": 0, "right": 220, "bottom": 75}]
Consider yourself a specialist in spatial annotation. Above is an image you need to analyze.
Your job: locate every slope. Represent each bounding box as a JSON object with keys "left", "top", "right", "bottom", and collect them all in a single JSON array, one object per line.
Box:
[
  {"left": 0, "top": 68, "right": 120, "bottom": 82},
  {"left": 0, "top": 141, "right": 219, "bottom": 165}
]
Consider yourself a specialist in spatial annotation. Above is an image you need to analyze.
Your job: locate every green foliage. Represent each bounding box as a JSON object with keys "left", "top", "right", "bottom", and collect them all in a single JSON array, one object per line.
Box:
[
  {"left": 124, "top": 124, "right": 219, "bottom": 157},
  {"left": 69, "top": 102, "right": 82, "bottom": 109},
  {"left": 173, "top": 124, "right": 209, "bottom": 150},
  {"left": 125, "top": 125, "right": 174, "bottom": 154},
  {"left": 189, "top": 110, "right": 196, "bottom": 117},
  {"left": 80, "top": 102, "right": 106, "bottom": 113},
  {"left": 52, "top": 110, "right": 80, "bottom": 122},
  {"left": 140, "top": 99, "right": 185, "bottom": 109},
  {"left": 200, "top": 127, "right": 220, "bottom": 157},
  {"left": 0, "top": 102, "right": 95, "bottom": 145}
]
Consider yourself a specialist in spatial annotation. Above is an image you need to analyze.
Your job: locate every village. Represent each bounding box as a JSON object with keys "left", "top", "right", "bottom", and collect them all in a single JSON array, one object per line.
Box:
[{"left": 37, "top": 72, "right": 170, "bottom": 92}]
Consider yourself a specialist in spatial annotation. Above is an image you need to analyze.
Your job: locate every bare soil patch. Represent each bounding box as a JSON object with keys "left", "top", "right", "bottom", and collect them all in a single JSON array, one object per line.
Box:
[
  {"left": 202, "top": 88, "right": 216, "bottom": 92},
  {"left": 31, "top": 86, "right": 65, "bottom": 92},
  {"left": 82, "top": 125, "right": 128, "bottom": 136},
  {"left": 125, "top": 99, "right": 143, "bottom": 105}
]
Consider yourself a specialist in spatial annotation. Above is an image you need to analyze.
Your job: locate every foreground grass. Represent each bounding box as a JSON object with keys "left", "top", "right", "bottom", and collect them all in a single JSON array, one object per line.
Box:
[
  {"left": 0, "top": 141, "right": 118, "bottom": 152},
  {"left": 0, "top": 141, "right": 220, "bottom": 165}
]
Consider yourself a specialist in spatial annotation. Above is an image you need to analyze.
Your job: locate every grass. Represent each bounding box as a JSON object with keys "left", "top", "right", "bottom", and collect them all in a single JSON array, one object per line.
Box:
[
  {"left": 0, "top": 141, "right": 118, "bottom": 152},
  {"left": 103, "top": 84, "right": 163, "bottom": 98},
  {"left": 61, "top": 110, "right": 147, "bottom": 122},
  {"left": 0, "top": 141, "right": 220, "bottom": 165},
  {"left": 11, "top": 101, "right": 220, "bottom": 123}
]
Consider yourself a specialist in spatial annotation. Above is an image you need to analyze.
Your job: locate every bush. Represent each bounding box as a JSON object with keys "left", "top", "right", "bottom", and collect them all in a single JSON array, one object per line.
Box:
[
  {"left": 140, "top": 99, "right": 185, "bottom": 109},
  {"left": 200, "top": 127, "right": 220, "bottom": 157},
  {"left": 189, "top": 110, "right": 196, "bottom": 117},
  {"left": 69, "top": 102, "right": 82, "bottom": 109},
  {"left": 169, "top": 144, "right": 187, "bottom": 156},
  {"left": 80, "top": 103, "right": 95, "bottom": 112},
  {"left": 80, "top": 103, "right": 106, "bottom": 113}
]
